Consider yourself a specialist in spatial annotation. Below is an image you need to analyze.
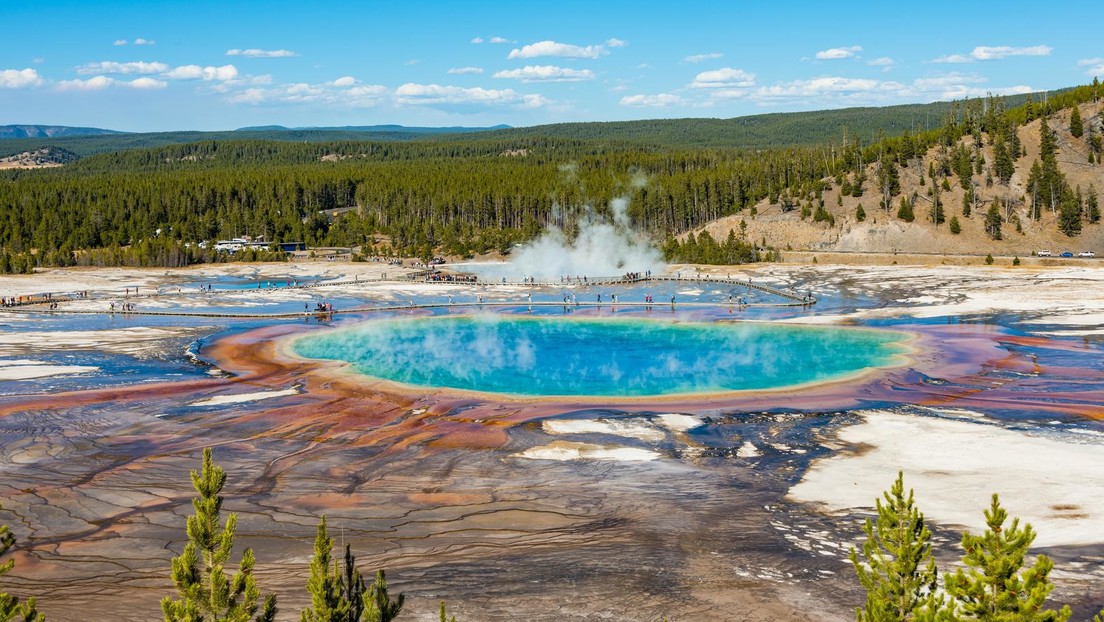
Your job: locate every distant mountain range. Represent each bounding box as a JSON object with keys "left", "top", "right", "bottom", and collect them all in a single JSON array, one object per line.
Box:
[
  {"left": 0, "top": 123, "right": 515, "bottom": 157},
  {"left": 0, "top": 123, "right": 509, "bottom": 141},
  {"left": 0, "top": 88, "right": 1065, "bottom": 158},
  {"left": 0, "top": 125, "right": 126, "bottom": 139},
  {"left": 234, "top": 124, "right": 511, "bottom": 133}
]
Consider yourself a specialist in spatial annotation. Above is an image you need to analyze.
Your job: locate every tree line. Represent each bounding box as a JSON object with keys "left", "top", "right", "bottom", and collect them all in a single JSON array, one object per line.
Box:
[{"left": 0, "top": 81, "right": 1101, "bottom": 272}]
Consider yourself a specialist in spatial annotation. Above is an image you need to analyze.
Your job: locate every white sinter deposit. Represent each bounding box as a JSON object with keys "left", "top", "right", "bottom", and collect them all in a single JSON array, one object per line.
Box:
[{"left": 788, "top": 412, "right": 1104, "bottom": 548}]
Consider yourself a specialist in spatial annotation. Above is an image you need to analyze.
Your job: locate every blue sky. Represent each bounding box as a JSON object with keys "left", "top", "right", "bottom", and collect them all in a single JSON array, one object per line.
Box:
[{"left": 1, "top": 0, "right": 1101, "bottom": 132}]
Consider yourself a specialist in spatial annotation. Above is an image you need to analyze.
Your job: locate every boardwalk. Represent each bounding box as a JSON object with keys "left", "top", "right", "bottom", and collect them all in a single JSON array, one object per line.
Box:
[{"left": 1, "top": 271, "right": 815, "bottom": 319}]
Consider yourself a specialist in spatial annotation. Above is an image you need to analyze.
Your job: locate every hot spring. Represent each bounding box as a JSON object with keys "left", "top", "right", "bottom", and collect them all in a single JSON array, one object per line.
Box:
[{"left": 291, "top": 315, "right": 911, "bottom": 397}]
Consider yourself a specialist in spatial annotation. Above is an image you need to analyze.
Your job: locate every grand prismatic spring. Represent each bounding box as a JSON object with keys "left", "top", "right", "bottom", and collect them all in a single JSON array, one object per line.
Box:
[
  {"left": 291, "top": 316, "right": 910, "bottom": 397},
  {"left": 0, "top": 261, "right": 1102, "bottom": 620}
]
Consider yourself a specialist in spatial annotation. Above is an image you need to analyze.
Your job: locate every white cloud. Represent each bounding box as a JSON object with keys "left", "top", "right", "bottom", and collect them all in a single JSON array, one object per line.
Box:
[
  {"left": 752, "top": 76, "right": 884, "bottom": 100},
  {"left": 489, "top": 36, "right": 510, "bottom": 44},
  {"left": 404, "top": 59, "right": 420, "bottom": 66},
  {"left": 730, "top": 72, "right": 1032, "bottom": 107},
  {"left": 815, "top": 45, "right": 862, "bottom": 60},
  {"left": 230, "top": 81, "right": 387, "bottom": 107},
  {"left": 508, "top": 40, "right": 610, "bottom": 59},
  {"left": 933, "top": 54, "right": 972, "bottom": 64},
  {"left": 0, "top": 68, "right": 44, "bottom": 89},
  {"left": 55, "top": 76, "right": 165, "bottom": 91},
  {"left": 133, "top": 38, "right": 155, "bottom": 46},
  {"left": 909, "top": 73, "right": 1032, "bottom": 99},
  {"left": 77, "top": 61, "right": 169, "bottom": 75},
  {"left": 347, "top": 85, "right": 388, "bottom": 99},
  {"left": 164, "top": 64, "right": 239, "bottom": 81},
  {"left": 226, "top": 48, "right": 298, "bottom": 58},
  {"left": 228, "top": 79, "right": 387, "bottom": 108},
  {"left": 492, "top": 65, "right": 595, "bottom": 82},
  {"left": 690, "top": 67, "right": 756, "bottom": 89},
  {"left": 113, "top": 39, "right": 127, "bottom": 46},
  {"left": 129, "top": 77, "right": 168, "bottom": 89},
  {"left": 1078, "top": 57, "right": 1104, "bottom": 77},
  {"left": 868, "top": 57, "right": 894, "bottom": 68},
  {"left": 684, "top": 52, "right": 723, "bottom": 63},
  {"left": 606, "top": 38, "right": 627, "bottom": 48},
  {"left": 934, "top": 45, "right": 1051, "bottom": 63},
  {"left": 471, "top": 37, "right": 484, "bottom": 44},
  {"left": 57, "top": 76, "right": 114, "bottom": 91},
  {"left": 620, "top": 93, "right": 682, "bottom": 107},
  {"left": 395, "top": 83, "right": 548, "bottom": 108},
  {"left": 447, "top": 66, "right": 485, "bottom": 75}
]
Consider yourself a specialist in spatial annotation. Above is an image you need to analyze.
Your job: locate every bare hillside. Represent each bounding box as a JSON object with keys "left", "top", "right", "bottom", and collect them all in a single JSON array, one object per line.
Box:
[{"left": 696, "top": 101, "right": 1104, "bottom": 257}]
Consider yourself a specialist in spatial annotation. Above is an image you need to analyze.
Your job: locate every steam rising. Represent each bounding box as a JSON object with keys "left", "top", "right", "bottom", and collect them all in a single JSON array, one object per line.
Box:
[{"left": 508, "top": 196, "right": 666, "bottom": 278}]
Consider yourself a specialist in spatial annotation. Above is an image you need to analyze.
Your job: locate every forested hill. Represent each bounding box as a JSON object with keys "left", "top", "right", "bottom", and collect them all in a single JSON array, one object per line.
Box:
[
  {"left": 459, "top": 91, "right": 1055, "bottom": 149},
  {"left": 0, "top": 125, "right": 510, "bottom": 158},
  {"left": 0, "top": 90, "right": 1058, "bottom": 158},
  {"left": 0, "top": 81, "right": 1099, "bottom": 272}
]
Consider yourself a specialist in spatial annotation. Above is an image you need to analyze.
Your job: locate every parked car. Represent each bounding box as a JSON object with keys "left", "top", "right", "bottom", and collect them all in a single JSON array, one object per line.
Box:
[
  {"left": 1060, "top": 251, "right": 1074, "bottom": 258},
  {"left": 1036, "top": 250, "right": 1052, "bottom": 257},
  {"left": 1077, "top": 251, "right": 1096, "bottom": 258}
]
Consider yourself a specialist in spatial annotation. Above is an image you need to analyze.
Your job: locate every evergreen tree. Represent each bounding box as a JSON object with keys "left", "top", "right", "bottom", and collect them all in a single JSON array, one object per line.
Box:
[
  {"left": 856, "top": 204, "right": 866, "bottom": 222},
  {"left": 1069, "top": 106, "right": 1083, "bottom": 138},
  {"left": 1086, "top": 186, "right": 1100, "bottom": 223},
  {"left": 1057, "top": 193, "right": 1082, "bottom": 237},
  {"left": 943, "top": 495, "right": 1071, "bottom": 622},
  {"left": 1026, "top": 161, "right": 1044, "bottom": 219},
  {"left": 363, "top": 570, "right": 404, "bottom": 622},
  {"left": 1039, "top": 118, "right": 1057, "bottom": 160},
  {"left": 992, "top": 138, "right": 1014, "bottom": 184},
  {"left": 301, "top": 517, "right": 349, "bottom": 622},
  {"left": 439, "top": 602, "right": 457, "bottom": 622},
  {"left": 162, "top": 448, "right": 278, "bottom": 622},
  {"left": 897, "top": 197, "right": 915, "bottom": 223},
  {"left": 850, "top": 472, "right": 943, "bottom": 622},
  {"left": 949, "top": 216, "right": 961, "bottom": 234},
  {"left": 931, "top": 192, "right": 945, "bottom": 226},
  {"left": 985, "top": 202, "right": 1003, "bottom": 240},
  {"left": 0, "top": 504, "right": 44, "bottom": 622}
]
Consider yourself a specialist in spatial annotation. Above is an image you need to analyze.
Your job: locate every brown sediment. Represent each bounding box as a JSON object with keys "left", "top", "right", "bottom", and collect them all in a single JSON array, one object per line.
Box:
[{"left": 1, "top": 316, "right": 1100, "bottom": 620}]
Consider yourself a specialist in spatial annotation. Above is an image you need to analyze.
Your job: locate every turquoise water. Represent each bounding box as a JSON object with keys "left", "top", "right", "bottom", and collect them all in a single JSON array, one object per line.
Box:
[{"left": 292, "top": 316, "right": 910, "bottom": 397}]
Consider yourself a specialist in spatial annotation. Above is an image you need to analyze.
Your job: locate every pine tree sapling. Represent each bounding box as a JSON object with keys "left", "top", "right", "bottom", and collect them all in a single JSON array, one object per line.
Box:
[
  {"left": 162, "top": 448, "right": 278, "bottom": 622},
  {"left": 944, "top": 494, "right": 1072, "bottom": 621},
  {"left": 364, "top": 570, "right": 404, "bottom": 622},
  {"left": 302, "top": 516, "right": 349, "bottom": 622},
  {"left": 850, "top": 472, "right": 942, "bottom": 622},
  {"left": 949, "top": 216, "right": 961, "bottom": 234},
  {"left": 342, "top": 545, "right": 366, "bottom": 622},
  {"left": 0, "top": 503, "right": 44, "bottom": 622}
]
